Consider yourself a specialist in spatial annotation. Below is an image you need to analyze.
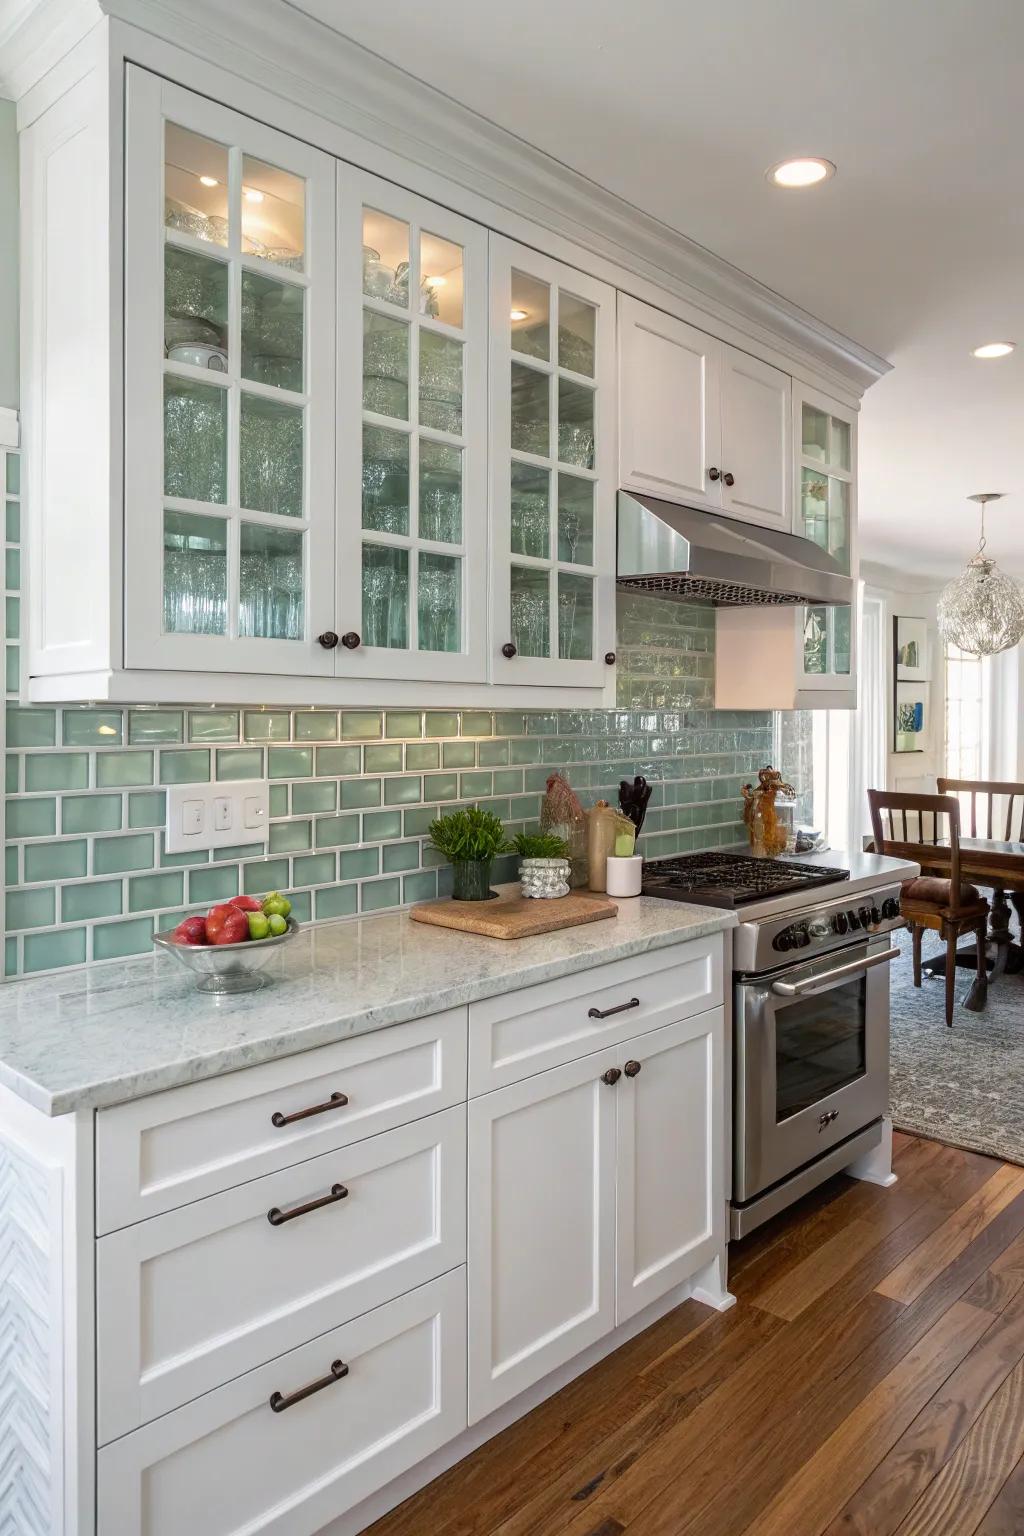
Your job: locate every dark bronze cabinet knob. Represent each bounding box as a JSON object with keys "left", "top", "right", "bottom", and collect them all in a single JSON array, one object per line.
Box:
[
  {"left": 601, "top": 1067, "right": 622, "bottom": 1086},
  {"left": 723, "top": 471, "right": 735, "bottom": 487},
  {"left": 502, "top": 642, "right": 517, "bottom": 659},
  {"left": 317, "top": 631, "right": 339, "bottom": 649},
  {"left": 341, "top": 632, "right": 361, "bottom": 649},
  {"left": 624, "top": 1059, "right": 642, "bottom": 1078},
  {"left": 604, "top": 651, "right": 616, "bottom": 665},
  {"left": 707, "top": 467, "right": 721, "bottom": 482}
]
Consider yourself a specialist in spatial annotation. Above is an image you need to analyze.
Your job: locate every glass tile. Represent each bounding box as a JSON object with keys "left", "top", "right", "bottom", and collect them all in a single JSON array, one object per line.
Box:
[
  {"left": 159, "top": 749, "right": 211, "bottom": 784},
  {"left": 403, "top": 871, "right": 437, "bottom": 904},
  {"left": 215, "top": 748, "right": 264, "bottom": 780},
  {"left": 128, "top": 791, "right": 167, "bottom": 830},
  {"left": 242, "top": 859, "right": 290, "bottom": 896},
  {"left": 510, "top": 364, "right": 549, "bottom": 457},
  {"left": 163, "top": 511, "right": 227, "bottom": 636},
  {"left": 6, "top": 454, "right": 19, "bottom": 494},
  {"left": 420, "top": 231, "right": 463, "bottom": 325},
  {"left": 340, "top": 848, "right": 378, "bottom": 880},
  {"left": 363, "top": 311, "right": 409, "bottom": 419},
  {"left": 7, "top": 706, "right": 55, "bottom": 747},
  {"left": 24, "top": 752, "right": 88, "bottom": 792},
  {"left": 63, "top": 709, "right": 123, "bottom": 747},
  {"left": 361, "top": 877, "right": 401, "bottom": 912},
  {"left": 386, "top": 712, "right": 423, "bottom": 739},
  {"left": 314, "top": 815, "right": 360, "bottom": 848},
  {"left": 558, "top": 378, "right": 595, "bottom": 469},
  {"left": 240, "top": 394, "right": 303, "bottom": 517},
  {"left": 6, "top": 798, "right": 56, "bottom": 838},
  {"left": 241, "top": 269, "right": 304, "bottom": 392},
  {"left": 831, "top": 416, "right": 851, "bottom": 471},
  {"left": 510, "top": 565, "right": 551, "bottom": 658},
  {"left": 6, "top": 645, "right": 18, "bottom": 692},
  {"left": 269, "top": 786, "right": 289, "bottom": 816},
  {"left": 96, "top": 752, "right": 154, "bottom": 788},
  {"left": 61, "top": 794, "right": 121, "bottom": 833},
  {"left": 419, "top": 330, "right": 462, "bottom": 434},
  {"left": 510, "top": 462, "right": 550, "bottom": 559},
  {"left": 164, "top": 244, "right": 228, "bottom": 368},
  {"left": 5, "top": 937, "right": 16, "bottom": 978},
  {"left": 240, "top": 523, "right": 304, "bottom": 640},
  {"left": 461, "top": 712, "right": 493, "bottom": 736},
  {"left": 5, "top": 500, "right": 18, "bottom": 543},
  {"left": 188, "top": 866, "right": 240, "bottom": 905},
  {"left": 24, "top": 839, "right": 87, "bottom": 882},
  {"left": 6, "top": 888, "right": 55, "bottom": 929},
  {"left": 189, "top": 711, "right": 240, "bottom": 742},
  {"left": 92, "top": 918, "right": 153, "bottom": 961},
  {"left": 316, "top": 745, "right": 362, "bottom": 774},
  {"left": 288, "top": 891, "right": 312, "bottom": 923},
  {"left": 405, "top": 743, "right": 438, "bottom": 770},
  {"left": 163, "top": 376, "right": 227, "bottom": 503},
  {"left": 364, "top": 745, "right": 403, "bottom": 773},
  {"left": 362, "top": 209, "right": 410, "bottom": 306},
  {"left": 362, "top": 544, "right": 409, "bottom": 649},
  {"left": 362, "top": 425, "right": 409, "bottom": 535},
  {"left": 129, "top": 710, "right": 184, "bottom": 744},
  {"left": 558, "top": 473, "right": 595, "bottom": 565},
  {"left": 383, "top": 841, "right": 420, "bottom": 873},
  {"left": 291, "top": 782, "right": 336, "bottom": 815},
  {"left": 315, "top": 884, "right": 358, "bottom": 919},
  {"left": 384, "top": 776, "right": 421, "bottom": 805},
  {"left": 341, "top": 713, "right": 383, "bottom": 740},
  {"left": 93, "top": 833, "right": 156, "bottom": 875},
  {"left": 243, "top": 710, "right": 291, "bottom": 742},
  {"left": 62, "top": 880, "right": 122, "bottom": 921},
  {"left": 801, "top": 402, "right": 829, "bottom": 462},
  {"left": 363, "top": 811, "right": 402, "bottom": 841},
  {"left": 441, "top": 743, "right": 474, "bottom": 768},
  {"left": 557, "top": 572, "right": 594, "bottom": 660},
  {"left": 241, "top": 155, "right": 305, "bottom": 270},
  {"left": 418, "top": 552, "right": 461, "bottom": 653},
  {"left": 558, "top": 294, "right": 596, "bottom": 377},
  {"left": 164, "top": 123, "right": 228, "bottom": 245},
  {"left": 424, "top": 712, "right": 459, "bottom": 738},
  {"left": 269, "top": 821, "right": 312, "bottom": 854},
  {"left": 24, "top": 928, "right": 86, "bottom": 972},
  {"left": 340, "top": 778, "right": 381, "bottom": 810},
  {"left": 418, "top": 440, "right": 461, "bottom": 544},
  {"left": 292, "top": 853, "right": 336, "bottom": 886},
  {"left": 6, "top": 596, "right": 19, "bottom": 639},
  {"left": 6, "top": 548, "right": 18, "bottom": 591},
  {"left": 294, "top": 712, "right": 339, "bottom": 742},
  {"left": 268, "top": 746, "right": 312, "bottom": 778},
  {"left": 511, "top": 272, "right": 550, "bottom": 360}
]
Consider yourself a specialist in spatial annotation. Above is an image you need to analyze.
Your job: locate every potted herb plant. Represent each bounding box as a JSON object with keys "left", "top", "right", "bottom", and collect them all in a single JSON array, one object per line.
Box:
[
  {"left": 512, "top": 831, "right": 571, "bottom": 899},
  {"left": 428, "top": 807, "right": 510, "bottom": 901}
]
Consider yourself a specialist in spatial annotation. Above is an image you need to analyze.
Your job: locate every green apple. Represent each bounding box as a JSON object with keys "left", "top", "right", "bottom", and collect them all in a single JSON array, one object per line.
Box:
[
  {"left": 247, "top": 911, "right": 270, "bottom": 941},
  {"left": 263, "top": 892, "right": 292, "bottom": 918},
  {"left": 267, "top": 912, "right": 288, "bottom": 937}
]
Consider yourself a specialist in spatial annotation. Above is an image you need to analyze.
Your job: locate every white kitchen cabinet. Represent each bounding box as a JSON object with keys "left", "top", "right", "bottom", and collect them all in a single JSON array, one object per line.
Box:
[
  {"left": 618, "top": 294, "right": 791, "bottom": 531},
  {"left": 489, "top": 236, "right": 617, "bottom": 687},
  {"left": 467, "top": 1049, "right": 618, "bottom": 1422}
]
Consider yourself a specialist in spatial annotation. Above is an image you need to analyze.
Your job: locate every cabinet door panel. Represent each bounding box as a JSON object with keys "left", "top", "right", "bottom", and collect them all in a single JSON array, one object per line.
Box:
[
  {"left": 619, "top": 294, "right": 722, "bottom": 510},
  {"left": 616, "top": 1009, "right": 724, "bottom": 1323},
  {"left": 337, "top": 167, "right": 488, "bottom": 683},
  {"left": 124, "top": 66, "right": 336, "bottom": 675},
  {"left": 491, "top": 237, "right": 616, "bottom": 687},
  {"left": 468, "top": 1052, "right": 617, "bottom": 1421},
  {"left": 720, "top": 348, "right": 790, "bottom": 528}
]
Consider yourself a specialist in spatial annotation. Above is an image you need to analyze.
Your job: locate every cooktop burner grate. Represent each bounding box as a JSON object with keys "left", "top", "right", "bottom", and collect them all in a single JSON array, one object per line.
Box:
[{"left": 641, "top": 851, "right": 850, "bottom": 908}]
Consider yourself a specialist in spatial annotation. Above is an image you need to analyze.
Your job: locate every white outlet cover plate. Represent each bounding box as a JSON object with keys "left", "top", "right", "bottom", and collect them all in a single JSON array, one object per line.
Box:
[{"left": 165, "top": 781, "right": 270, "bottom": 854}]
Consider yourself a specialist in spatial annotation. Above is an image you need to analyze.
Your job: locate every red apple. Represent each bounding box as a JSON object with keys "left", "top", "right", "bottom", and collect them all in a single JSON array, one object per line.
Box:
[
  {"left": 173, "top": 916, "right": 207, "bottom": 946},
  {"left": 205, "top": 904, "right": 250, "bottom": 945},
  {"left": 229, "top": 895, "right": 264, "bottom": 913}
]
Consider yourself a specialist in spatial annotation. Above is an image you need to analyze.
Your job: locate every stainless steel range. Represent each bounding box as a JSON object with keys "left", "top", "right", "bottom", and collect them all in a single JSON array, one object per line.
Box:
[{"left": 642, "top": 852, "right": 904, "bottom": 1239}]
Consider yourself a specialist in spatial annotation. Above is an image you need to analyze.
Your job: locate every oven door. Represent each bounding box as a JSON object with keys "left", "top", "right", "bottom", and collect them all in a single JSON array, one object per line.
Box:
[{"left": 733, "top": 937, "right": 896, "bottom": 1204}]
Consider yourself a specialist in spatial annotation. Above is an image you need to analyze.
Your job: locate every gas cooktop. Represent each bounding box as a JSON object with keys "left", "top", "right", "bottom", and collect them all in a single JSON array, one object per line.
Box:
[{"left": 641, "top": 851, "right": 850, "bottom": 908}]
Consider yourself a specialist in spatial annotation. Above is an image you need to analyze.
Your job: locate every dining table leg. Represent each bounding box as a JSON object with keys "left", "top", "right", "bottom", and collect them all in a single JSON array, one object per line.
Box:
[{"left": 987, "top": 888, "right": 1014, "bottom": 977}]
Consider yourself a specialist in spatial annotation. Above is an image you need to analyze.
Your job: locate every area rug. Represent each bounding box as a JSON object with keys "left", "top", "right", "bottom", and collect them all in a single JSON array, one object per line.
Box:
[{"left": 889, "top": 927, "right": 1024, "bottom": 1165}]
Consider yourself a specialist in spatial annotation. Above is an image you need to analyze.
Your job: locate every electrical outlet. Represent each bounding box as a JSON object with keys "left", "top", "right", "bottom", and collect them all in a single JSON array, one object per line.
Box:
[{"left": 165, "top": 781, "right": 270, "bottom": 854}]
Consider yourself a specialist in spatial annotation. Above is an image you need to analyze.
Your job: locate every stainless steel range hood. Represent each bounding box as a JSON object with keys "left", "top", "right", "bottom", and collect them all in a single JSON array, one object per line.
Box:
[{"left": 616, "top": 491, "right": 852, "bottom": 607}]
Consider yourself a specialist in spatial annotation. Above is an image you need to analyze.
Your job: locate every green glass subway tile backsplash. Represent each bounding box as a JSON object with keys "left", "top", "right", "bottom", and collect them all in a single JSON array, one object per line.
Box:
[{"left": 1, "top": 446, "right": 777, "bottom": 976}]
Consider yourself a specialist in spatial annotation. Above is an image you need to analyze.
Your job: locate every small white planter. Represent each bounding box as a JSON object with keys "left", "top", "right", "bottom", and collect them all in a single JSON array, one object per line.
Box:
[{"left": 519, "top": 858, "right": 571, "bottom": 899}]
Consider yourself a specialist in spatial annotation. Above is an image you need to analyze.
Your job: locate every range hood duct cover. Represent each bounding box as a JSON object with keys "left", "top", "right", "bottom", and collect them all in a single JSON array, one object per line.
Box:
[{"left": 616, "top": 491, "right": 853, "bottom": 607}]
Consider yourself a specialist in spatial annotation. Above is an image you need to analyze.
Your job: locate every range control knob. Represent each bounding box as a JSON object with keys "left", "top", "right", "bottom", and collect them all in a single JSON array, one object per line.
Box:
[
  {"left": 773, "top": 929, "right": 795, "bottom": 951},
  {"left": 792, "top": 924, "right": 810, "bottom": 949},
  {"left": 832, "top": 911, "right": 849, "bottom": 935},
  {"left": 870, "top": 905, "right": 882, "bottom": 926},
  {"left": 847, "top": 909, "right": 861, "bottom": 930},
  {"left": 881, "top": 896, "right": 900, "bottom": 920},
  {"left": 808, "top": 917, "right": 831, "bottom": 941},
  {"left": 858, "top": 906, "right": 873, "bottom": 930}
]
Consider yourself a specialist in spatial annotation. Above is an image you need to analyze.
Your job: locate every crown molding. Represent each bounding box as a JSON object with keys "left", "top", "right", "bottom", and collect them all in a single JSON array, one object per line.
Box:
[
  {"left": 0, "top": 0, "right": 100, "bottom": 99},
  {"left": 4, "top": 0, "right": 890, "bottom": 393}
]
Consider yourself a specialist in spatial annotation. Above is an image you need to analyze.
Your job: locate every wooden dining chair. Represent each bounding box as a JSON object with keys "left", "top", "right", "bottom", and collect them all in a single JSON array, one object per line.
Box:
[
  {"left": 937, "top": 777, "right": 1024, "bottom": 955},
  {"left": 867, "top": 789, "right": 988, "bottom": 1026}
]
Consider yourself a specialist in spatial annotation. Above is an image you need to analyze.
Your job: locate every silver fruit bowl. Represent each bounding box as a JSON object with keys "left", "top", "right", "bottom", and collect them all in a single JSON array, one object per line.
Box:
[{"left": 153, "top": 918, "right": 300, "bottom": 994}]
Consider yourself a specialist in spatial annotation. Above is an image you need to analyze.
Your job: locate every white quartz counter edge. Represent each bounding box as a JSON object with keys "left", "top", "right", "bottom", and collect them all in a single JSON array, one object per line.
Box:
[{"left": 0, "top": 892, "right": 735, "bottom": 1117}]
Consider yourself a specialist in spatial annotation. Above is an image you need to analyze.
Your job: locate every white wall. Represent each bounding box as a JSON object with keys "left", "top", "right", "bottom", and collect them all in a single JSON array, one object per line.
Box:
[{"left": 861, "top": 561, "right": 945, "bottom": 794}]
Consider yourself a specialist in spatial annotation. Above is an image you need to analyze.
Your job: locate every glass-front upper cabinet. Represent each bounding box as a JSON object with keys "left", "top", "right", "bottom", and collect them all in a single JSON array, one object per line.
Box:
[
  {"left": 489, "top": 237, "right": 616, "bottom": 687},
  {"left": 794, "top": 385, "right": 857, "bottom": 693},
  {"left": 335, "top": 166, "right": 488, "bottom": 683},
  {"left": 124, "top": 72, "right": 337, "bottom": 674}
]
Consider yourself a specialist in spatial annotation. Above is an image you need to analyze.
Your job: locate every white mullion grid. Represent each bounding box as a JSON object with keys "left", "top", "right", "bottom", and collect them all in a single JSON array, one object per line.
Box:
[
  {"left": 163, "top": 228, "right": 231, "bottom": 263},
  {"left": 407, "top": 217, "right": 423, "bottom": 653},
  {"left": 2, "top": 445, "right": 15, "bottom": 974},
  {"left": 237, "top": 254, "right": 311, "bottom": 292},
  {"left": 226, "top": 144, "right": 244, "bottom": 642},
  {"left": 547, "top": 285, "right": 560, "bottom": 661}
]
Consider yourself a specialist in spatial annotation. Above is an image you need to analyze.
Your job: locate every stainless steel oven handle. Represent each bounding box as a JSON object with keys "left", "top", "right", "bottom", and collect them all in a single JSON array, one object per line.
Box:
[{"left": 770, "top": 947, "right": 900, "bottom": 997}]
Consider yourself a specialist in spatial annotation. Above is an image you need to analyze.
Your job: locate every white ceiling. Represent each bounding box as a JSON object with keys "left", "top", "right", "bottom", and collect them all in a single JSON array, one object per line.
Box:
[{"left": 295, "top": 0, "right": 1024, "bottom": 579}]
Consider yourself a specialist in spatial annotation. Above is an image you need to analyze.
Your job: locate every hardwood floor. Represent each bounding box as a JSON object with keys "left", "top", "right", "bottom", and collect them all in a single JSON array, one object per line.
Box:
[{"left": 365, "top": 1133, "right": 1024, "bottom": 1536}]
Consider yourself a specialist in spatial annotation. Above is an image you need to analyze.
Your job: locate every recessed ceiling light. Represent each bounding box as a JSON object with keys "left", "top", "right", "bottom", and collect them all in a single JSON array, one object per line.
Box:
[
  {"left": 198, "top": 175, "right": 219, "bottom": 188},
  {"left": 510, "top": 308, "right": 528, "bottom": 322},
  {"left": 972, "top": 341, "right": 1015, "bottom": 359},
  {"left": 424, "top": 275, "right": 446, "bottom": 289},
  {"left": 243, "top": 188, "right": 264, "bottom": 204},
  {"left": 767, "top": 157, "right": 836, "bottom": 189}
]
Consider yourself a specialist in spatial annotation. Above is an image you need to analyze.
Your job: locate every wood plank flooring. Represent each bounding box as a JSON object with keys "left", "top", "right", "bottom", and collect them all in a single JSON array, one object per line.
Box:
[{"left": 365, "top": 1133, "right": 1024, "bottom": 1536}]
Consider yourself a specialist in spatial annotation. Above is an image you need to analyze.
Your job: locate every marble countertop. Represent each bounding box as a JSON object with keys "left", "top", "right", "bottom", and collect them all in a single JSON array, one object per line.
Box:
[{"left": 0, "top": 892, "right": 735, "bottom": 1116}]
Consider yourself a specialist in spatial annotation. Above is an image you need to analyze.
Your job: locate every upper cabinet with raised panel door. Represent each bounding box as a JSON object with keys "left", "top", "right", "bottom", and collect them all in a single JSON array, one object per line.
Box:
[{"left": 619, "top": 295, "right": 791, "bottom": 531}]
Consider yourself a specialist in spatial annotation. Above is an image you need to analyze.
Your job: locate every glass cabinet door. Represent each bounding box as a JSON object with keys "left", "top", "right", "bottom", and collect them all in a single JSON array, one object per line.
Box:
[
  {"left": 336, "top": 167, "right": 488, "bottom": 683},
  {"left": 794, "top": 386, "right": 857, "bottom": 690},
  {"left": 491, "top": 237, "right": 616, "bottom": 687},
  {"left": 124, "top": 71, "right": 336, "bottom": 674}
]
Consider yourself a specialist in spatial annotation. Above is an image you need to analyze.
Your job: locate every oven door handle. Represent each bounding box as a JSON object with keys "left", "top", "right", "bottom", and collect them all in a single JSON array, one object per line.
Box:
[{"left": 770, "top": 946, "right": 900, "bottom": 997}]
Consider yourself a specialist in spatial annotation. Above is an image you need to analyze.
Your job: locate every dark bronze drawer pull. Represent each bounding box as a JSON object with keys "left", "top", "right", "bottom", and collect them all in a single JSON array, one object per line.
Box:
[
  {"left": 601, "top": 1067, "right": 622, "bottom": 1086},
  {"left": 588, "top": 997, "right": 640, "bottom": 1020},
  {"left": 269, "top": 1358, "right": 349, "bottom": 1413},
  {"left": 267, "top": 1182, "right": 349, "bottom": 1227},
  {"left": 271, "top": 1090, "right": 348, "bottom": 1128},
  {"left": 624, "top": 1059, "right": 642, "bottom": 1077}
]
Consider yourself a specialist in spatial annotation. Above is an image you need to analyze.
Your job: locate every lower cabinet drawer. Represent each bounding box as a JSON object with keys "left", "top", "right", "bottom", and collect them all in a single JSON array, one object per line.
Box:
[
  {"left": 97, "top": 1105, "right": 466, "bottom": 1444},
  {"left": 97, "top": 1267, "right": 467, "bottom": 1536}
]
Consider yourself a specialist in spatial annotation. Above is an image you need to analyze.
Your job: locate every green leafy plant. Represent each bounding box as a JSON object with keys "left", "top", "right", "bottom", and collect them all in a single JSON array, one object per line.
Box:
[
  {"left": 428, "top": 807, "right": 510, "bottom": 865},
  {"left": 512, "top": 831, "right": 569, "bottom": 859}
]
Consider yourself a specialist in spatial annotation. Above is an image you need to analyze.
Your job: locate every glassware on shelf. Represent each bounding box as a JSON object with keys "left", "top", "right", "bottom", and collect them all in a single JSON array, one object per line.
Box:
[
  {"left": 510, "top": 462, "right": 550, "bottom": 559},
  {"left": 362, "top": 244, "right": 395, "bottom": 299},
  {"left": 418, "top": 552, "right": 461, "bottom": 652},
  {"left": 241, "top": 155, "right": 305, "bottom": 271},
  {"left": 163, "top": 511, "right": 228, "bottom": 635},
  {"left": 362, "top": 311, "right": 409, "bottom": 420},
  {"left": 420, "top": 232, "right": 464, "bottom": 326},
  {"left": 557, "top": 473, "right": 594, "bottom": 565},
  {"left": 419, "top": 331, "right": 463, "bottom": 434},
  {"left": 510, "top": 271, "right": 550, "bottom": 359},
  {"left": 164, "top": 123, "right": 229, "bottom": 247},
  {"left": 557, "top": 572, "right": 593, "bottom": 660},
  {"left": 803, "top": 606, "right": 828, "bottom": 674},
  {"left": 240, "top": 270, "right": 304, "bottom": 393},
  {"left": 558, "top": 377, "right": 595, "bottom": 469},
  {"left": 239, "top": 523, "right": 304, "bottom": 640},
  {"left": 510, "top": 565, "right": 550, "bottom": 658},
  {"left": 418, "top": 440, "right": 462, "bottom": 544},
  {"left": 164, "top": 245, "right": 229, "bottom": 358},
  {"left": 510, "top": 363, "right": 550, "bottom": 457},
  {"left": 362, "top": 209, "right": 409, "bottom": 305},
  {"left": 362, "top": 425, "right": 410, "bottom": 535},
  {"left": 239, "top": 393, "right": 304, "bottom": 518},
  {"left": 557, "top": 295, "right": 596, "bottom": 377},
  {"left": 362, "top": 544, "right": 409, "bottom": 649},
  {"left": 163, "top": 375, "right": 228, "bottom": 504}
]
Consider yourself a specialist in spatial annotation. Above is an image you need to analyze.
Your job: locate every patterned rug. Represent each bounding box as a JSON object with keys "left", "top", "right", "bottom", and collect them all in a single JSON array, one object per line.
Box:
[{"left": 889, "top": 926, "right": 1024, "bottom": 1166}]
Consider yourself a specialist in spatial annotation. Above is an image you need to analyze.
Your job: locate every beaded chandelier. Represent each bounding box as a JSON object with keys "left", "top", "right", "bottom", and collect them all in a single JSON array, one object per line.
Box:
[{"left": 937, "top": 493, "right": 1024, "bottom": 657}]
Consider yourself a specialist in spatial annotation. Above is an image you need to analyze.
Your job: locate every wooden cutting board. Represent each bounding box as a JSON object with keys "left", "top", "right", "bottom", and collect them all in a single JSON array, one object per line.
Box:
[{"left": 410, "top": 889, "right": 618, "bottom": 940}]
